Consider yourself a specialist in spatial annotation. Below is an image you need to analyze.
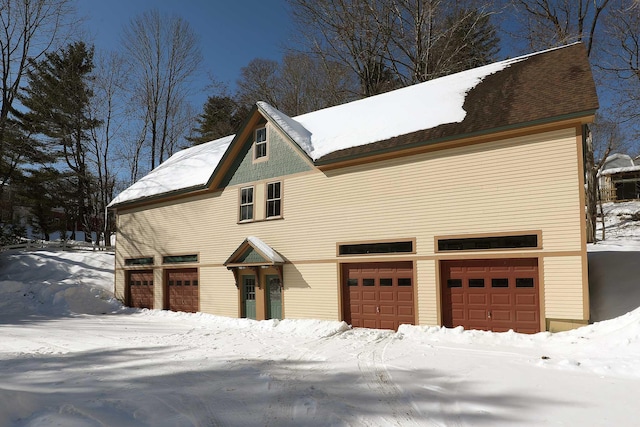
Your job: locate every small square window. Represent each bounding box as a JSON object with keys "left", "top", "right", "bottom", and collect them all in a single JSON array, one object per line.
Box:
[{"left": 254, "top": 127, "right": 267, "bottom": 159}]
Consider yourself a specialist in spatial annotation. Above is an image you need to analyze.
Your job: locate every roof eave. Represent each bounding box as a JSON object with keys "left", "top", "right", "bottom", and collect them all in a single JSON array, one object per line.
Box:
[
  {"left": 107, "top": 183, "right": 208, "bottom": 211},
  {"left": 314, "top": 109, "right": 598, "bottom": 168}
]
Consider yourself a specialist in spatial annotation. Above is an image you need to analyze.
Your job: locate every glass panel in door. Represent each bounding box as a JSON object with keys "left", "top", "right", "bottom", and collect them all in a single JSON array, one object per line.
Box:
[
  {"left": 243, "top": 276, "right": 256, "bottom": 319},
  {"left": 266, "top": 275, "right": 282, "bottom": 320}
]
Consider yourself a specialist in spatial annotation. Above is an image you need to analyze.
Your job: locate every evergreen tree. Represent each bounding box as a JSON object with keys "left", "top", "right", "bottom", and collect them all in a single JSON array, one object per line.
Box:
[
  {"left": 188, "top": 96, "right": 249, "bottom": 145},
  {"left": 18, "top": 41, "right": 100, "bottom": 241},
  {"left": 438, "top": 8, "right": 499, "bottom": 75}
]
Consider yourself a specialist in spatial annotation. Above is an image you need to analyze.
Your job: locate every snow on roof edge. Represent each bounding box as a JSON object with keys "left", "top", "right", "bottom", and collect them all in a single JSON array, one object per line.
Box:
[
  {"left": 108, "top": 135, "right": 234, "bottom": 208},
  {"left": 247, "top": 236, "right": 285, "bottom": 263}
]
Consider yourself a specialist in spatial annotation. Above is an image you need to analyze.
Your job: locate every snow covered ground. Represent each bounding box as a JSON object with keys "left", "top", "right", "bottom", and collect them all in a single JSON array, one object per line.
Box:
[{"left": 1, "top": 204, "right": 640, "bottom": 426}]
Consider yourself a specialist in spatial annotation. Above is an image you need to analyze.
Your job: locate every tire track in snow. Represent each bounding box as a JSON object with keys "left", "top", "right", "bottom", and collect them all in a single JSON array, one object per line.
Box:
[{"left": 355, "top": 335, "right": 430, "bottom": 427}]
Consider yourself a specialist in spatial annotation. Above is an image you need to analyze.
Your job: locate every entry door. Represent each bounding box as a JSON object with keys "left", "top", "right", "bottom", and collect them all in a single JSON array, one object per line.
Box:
[
  {"left": 242, "top": 276, "right": 256, "bottom": 319},
  {"left": 266, "top": 275, "right": 282, "bottom": 320}
]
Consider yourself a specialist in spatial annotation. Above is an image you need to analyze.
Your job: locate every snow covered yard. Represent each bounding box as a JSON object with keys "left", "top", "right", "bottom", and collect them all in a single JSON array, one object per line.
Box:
[{"left": 2, "top": 208, "right": 640, "bottom": 427}]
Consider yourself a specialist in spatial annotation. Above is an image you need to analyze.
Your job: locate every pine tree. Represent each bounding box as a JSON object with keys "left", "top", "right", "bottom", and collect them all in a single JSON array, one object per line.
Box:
[
  {"left": 188, "top": 96, "right": 249, "bottom": 145},
  {"left": 18, "top": 41, "right": 100, "bottom": 242}
]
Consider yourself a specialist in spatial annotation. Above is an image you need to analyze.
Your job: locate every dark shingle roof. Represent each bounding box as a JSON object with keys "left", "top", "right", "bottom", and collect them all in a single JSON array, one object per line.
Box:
[{"left": 314, "top": 43, "right": 598, "bottom": 165}]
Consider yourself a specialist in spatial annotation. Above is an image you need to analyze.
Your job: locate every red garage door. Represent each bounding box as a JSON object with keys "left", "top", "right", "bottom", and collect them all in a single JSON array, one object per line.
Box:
[
  {"left": 441, "top": 258, "right": 540, "bottom": 333},
  {"left": 166, "top": 268, "right": 199, "bottom": 313},
  {"left": 342, "top": 261, "right": 414, "bottom": 330},
  {"left": 128, "top": 270, "right": 154, "bottom": 309}
]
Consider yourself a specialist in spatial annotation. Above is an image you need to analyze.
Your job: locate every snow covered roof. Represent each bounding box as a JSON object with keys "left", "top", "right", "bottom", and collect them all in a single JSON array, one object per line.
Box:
[
  {"left": 599, "top": 165, "right": 640, "bottom": 176},
  {"left": 260, "top": 58, "right": 520, "bottom": 161},
  {"left": 246, "top": 236, "right": 284, "bottom": 264},
  {"left": 108, "top": 135, "right": 233, "bottom": 208},
  {"left": 110, "top": 43, "right": 597, "bottom": 208},
  {"left": 256, "top": 43, "right": 597, "bottom": 164},
  {"left": 224, "top": 236, "right": 285, "bottom": 266}
]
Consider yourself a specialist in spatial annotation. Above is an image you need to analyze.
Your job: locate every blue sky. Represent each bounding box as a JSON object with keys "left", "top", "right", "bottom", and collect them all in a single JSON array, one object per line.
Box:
[{"left": 77, "top": 0, "right": 293, "bottom": 108}]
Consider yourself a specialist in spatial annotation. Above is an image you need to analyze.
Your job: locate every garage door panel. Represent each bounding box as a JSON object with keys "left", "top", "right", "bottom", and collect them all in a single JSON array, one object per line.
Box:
[
  {"left": 451, "top": 293, "right": 464, "bottom": 304},
  {"left": 491, "top": 294, "right": 512, "bottom": 305},
  {"left": 379, "top": 319, "right": 397, "bottom": 330},
  {"left": 362, "top": 304, "right": 377, "bottom": 314},
  {"left": 362, "top": 291, "right": 376, "bottom": 301},
  {"left": 492, "top": 310, "right": 512, "bottom": 321},
  {"left": 441, "top": 258, "right": 540, "bottom": 333},
  {"left": 363, "top": 319, "right": 377, "bottom": 328},
  {"left": 468, "top": 294, "right": 488, "bottom": 305},
  {"left": 397, "top": 306, "right": 413, "bottom": 316},
  {"left": 379, "top": 291, "right": 394, "bottom": 301},
  {"left": 516, "top": 311, "right": 537, "bottom": 322},
  {"left": 397, "top": 291, "right": 413, "bottom": 302},
  {"left": 468, "top": 309, "right": 487, "bottom": 320},
  {"left": 516, "top": 294, "right": 537, "bottom": 305},
  {"left": 379, "top": 305, "right": 395, "bottom": 315}
]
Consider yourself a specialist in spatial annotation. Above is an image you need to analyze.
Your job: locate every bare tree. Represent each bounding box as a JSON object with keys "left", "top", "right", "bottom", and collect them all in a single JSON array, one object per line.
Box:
[
  {"left": 0, "top": 0, "right": 75, "bottom": 193},
  {"left": 591, "top": 116, "right": 628, "bottom": 240},
  {"left": 601, "top": 1, "right": 640, "bottom": 138},
  {"left": 509, "top": 0, "right": 613, "bottom": 243},
  {"left": 236, "top": 53, "right": 357, "bottom": 116},
  {"left": 88, "top": 51, "right": 128, "bottom": 246},
  {"left": 236, "top": 58, "right": 281, "bottom": 108},
  {"left": 386, "top": 0, "right": 499, "bottom": 85},
  {"left": 289, "top": 0, "right": 398, "bottom": 97},
  {"left": 122, "top": 9, "right": 202, "bottom": 170}
]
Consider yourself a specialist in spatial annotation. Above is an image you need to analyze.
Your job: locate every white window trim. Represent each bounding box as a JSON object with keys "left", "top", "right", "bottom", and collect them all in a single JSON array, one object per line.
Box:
[
  {"left": 266, "top": 181, "right": 282, "bottom": 219},
  {"left": 253, "top": 127, "right": 268, "bottom": 162},
  {"left": 239, "top": 186, "right": 255, "bottom": 222}
]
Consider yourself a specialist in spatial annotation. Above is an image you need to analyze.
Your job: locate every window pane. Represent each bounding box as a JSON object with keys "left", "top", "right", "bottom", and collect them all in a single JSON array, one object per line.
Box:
[
  {"left": 193, "top": 280, "right": 198, "bottom": 287},
  {"left": 438, "top": 234, "right": 538, "bottom": 251},
  {"left": 380, "top": 278, "right": 392, "bottom": 286},
  {"left": 347, "top": 278, "right": 358, "bottom": 286},
  {"left": 256, "top": 128, "right": 266, "bottom": 142},
  {"left": 516, "top": 278, "right": 534, "bottom": 288},
  {"left": 469, "top": 278, "right": 484, "bottom": 288},
  {"left": 338, "top": 241, "right": 413, "bottom": 255},
  {"left": 491, "top": 278, "right": 509, "bottom": 288},
  {"left": 398, "top": 278, "right": 412, "bottom": 286},
  {"left": 256, "top": 142, "right": 267, "bottom": 158},
  {"left": 447, "top": 279, "right": 462, "bottom": 288},
  {"left": 363, "top": 278, "right": 375, "bottom": 286}
]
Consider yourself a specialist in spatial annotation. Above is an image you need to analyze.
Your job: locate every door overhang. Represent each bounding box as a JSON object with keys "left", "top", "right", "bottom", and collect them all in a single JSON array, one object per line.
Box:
[{"left": 224, "top": 236, "right": 285, "bottom": 288}]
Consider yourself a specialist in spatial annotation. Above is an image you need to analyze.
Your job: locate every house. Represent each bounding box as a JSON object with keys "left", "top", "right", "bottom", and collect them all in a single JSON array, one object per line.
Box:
[
  {"left": 598, "top": 153, "right": 640, "bottom": 202},
  {"left": 108, "top": 43, "right": 598, "bottom": 333}
]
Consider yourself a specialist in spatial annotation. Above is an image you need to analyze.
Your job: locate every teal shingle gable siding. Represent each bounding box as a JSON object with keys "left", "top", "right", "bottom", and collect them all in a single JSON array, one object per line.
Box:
[
  {"left": 221, "top": 126, "right": 312, "bottom": 188},
  {"left": 235, "top": 247, "right": 267, "bottom": 264}
]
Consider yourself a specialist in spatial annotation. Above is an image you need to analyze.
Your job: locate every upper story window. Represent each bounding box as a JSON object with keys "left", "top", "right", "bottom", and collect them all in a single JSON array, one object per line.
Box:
[
  {"left": 254, "top": 127, "right": 267, "bottom": 160},
  {"left": 240, "top": 186, "right": 254, "bottom": 221},
  {"left": 266, "top": 181, "right": 282, "bottom": 218}
]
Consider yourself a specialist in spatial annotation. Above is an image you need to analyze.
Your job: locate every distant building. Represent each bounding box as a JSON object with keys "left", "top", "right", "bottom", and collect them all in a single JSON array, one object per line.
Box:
[{"left": 598, "top": 153, "right": 640, "bottom": 202}]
